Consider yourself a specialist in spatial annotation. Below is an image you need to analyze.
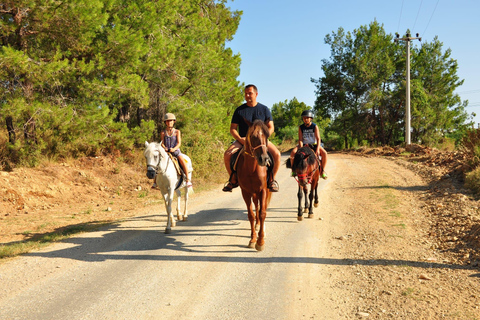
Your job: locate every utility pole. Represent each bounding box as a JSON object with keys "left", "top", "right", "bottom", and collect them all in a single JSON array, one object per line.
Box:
[{"left": 395, "top": 32, "right": 421, "bottom": 146}]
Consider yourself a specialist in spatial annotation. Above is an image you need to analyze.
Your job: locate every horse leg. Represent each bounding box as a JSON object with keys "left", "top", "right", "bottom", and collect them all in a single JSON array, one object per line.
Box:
[
  {"left": 182, "top": 185, "right": 189, "bottom": 221},
  {"left": 253, "top": 194, "right": 260, "bottom": 231},
  {"left": 255, "top": 190, "right": 268, "bottom": 251},
  {"left": 297, "top": 186, "right": 304, "bottom": 221},
  {"left": 303, "top": 186, "right": 309, "bottom": 213},
  {"left": 313, "top": 183, "right": 319, "bottom": 208},
  {"left": 308, "top": 186, "right": 314, "bottom": 218},
  {"left": 242, "top": 191, "right": 257, "bottom": 248},
  {"left": 175, "top": 189, "right": 182, "bottom": 221},
  {"left": 163, "top": 189, "right": 175, "bottom": 233}
]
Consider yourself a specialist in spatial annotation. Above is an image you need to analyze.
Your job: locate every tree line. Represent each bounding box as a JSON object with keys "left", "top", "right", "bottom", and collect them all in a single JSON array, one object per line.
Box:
[
  {"left": 309, "top": 21, "right": 472, "bottom": 149},
  {"left": 1, "top": 3, "right": 476, "bottom": 174},
  {"left": 0, "top": 0, "right": 242, "bottom": 174}
]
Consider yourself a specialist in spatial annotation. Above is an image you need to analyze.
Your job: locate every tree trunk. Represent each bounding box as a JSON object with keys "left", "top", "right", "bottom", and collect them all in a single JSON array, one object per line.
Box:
[{"left": 6, "top": 116, "right": 16, "bottom": 144}]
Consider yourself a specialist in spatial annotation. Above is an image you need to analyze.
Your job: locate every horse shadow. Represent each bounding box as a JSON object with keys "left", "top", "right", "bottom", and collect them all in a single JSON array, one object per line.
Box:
[
  {"left": 22, "top": 206, "right": 261, "bottom": 262},
  {"left": 17, "top": 209, "right": 478, "bottom": 273}
]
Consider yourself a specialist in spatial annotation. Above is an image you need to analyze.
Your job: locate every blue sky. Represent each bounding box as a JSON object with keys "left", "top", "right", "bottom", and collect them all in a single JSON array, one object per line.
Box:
[{"left": 226, "top": 0, "right": 480, "bottom": 126}]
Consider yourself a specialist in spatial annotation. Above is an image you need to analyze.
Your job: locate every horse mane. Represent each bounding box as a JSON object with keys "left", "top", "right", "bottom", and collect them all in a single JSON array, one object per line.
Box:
[
  {"left": 292, "top": 146, "right": 317, "bottom": 171},
  {"left": 247, "top": 119, "right": 270, "bottom": 140}
]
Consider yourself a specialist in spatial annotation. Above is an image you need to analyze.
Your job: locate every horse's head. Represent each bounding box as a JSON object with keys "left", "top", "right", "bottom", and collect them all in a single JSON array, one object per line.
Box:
[
  {"left": 293, "top": 147, "right": 318, "bottom": 186},
  {"left": 144, "top": 141, "right": 167, "bottom": 179},
  {"left": 245, "top": 120, "right": 271, "bottom": 166}
]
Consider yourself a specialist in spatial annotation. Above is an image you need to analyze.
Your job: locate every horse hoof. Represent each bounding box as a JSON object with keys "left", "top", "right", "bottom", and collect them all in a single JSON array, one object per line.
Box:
[
  {"left": 314, "top": 202, "right": 319, "bottom": 208},
  {"left": 248, "top": 241, "right": 256, "bottom": 249},
  {"left": 303, "top": 208, "right": 308, "bottom": 213},
  {"left": 255, "top": 243, "right": 265, "bottom": 251},
  {"left": 308, "top": 214, "right": 314, "bottom": 219},
  {"left": 165, "top": 228, "right": 172, "bottom": 234},
  {"left": 183, "top": 216, "right": 188, "bottom": 222},
  {"left": 297, "top": 216, "right": 303, "bottom": 221}
]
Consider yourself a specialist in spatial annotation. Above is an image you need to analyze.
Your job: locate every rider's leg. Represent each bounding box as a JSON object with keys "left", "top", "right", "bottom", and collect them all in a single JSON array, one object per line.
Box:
[
  {"left": 177, "top": 155, "right": 191, "bottom": 185},
  {"left": 319, "top": 146, "right": 328, "bottom": 168},
  {"left": 290, "top": 146, "right": 298, "bottom": 167},
  {"left": 319, "top": 146, "right": 328, "bottom": 179},
  {"left": 223, "top": 143, "right": 235, "bottom": 178},
  {"left": 267, "top": 142, "right": 281, "bottom": 192},
  {"left": 222, "top": 141, "right": 242, "bottom": 191}
]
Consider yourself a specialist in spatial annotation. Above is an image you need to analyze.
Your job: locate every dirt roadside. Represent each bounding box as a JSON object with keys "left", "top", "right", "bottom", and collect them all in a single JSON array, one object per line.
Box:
[
  {"left": 1, "top": 147, "right": 480, "bottom": 318},
  {"left": 322, "top": 152, "right": 480, "bottom": 318}
]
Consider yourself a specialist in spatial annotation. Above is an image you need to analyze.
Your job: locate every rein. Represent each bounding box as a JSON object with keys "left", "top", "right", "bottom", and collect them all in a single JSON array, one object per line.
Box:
[{"left": 294, "top": 152, "right": 320, "bottom": 185}]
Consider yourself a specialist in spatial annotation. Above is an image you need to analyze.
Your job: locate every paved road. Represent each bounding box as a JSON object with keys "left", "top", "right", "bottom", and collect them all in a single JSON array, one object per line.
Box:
[{"left": 0, "top": 154, "right": 340, "bottom": 320}]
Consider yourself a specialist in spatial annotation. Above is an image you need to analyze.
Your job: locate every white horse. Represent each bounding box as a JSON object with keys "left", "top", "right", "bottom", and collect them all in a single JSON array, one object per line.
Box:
[{"left": 144, "top": 141, "right": 193, "bottom": 233}]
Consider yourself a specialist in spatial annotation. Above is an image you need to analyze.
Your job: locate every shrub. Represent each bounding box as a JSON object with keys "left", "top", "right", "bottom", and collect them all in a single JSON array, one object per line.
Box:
[
  {"left": 461, "top": 128, "right": 480, "bottom": 168},
  {"left": 465, "top": 167, "right": 480, "bottom": 194}
]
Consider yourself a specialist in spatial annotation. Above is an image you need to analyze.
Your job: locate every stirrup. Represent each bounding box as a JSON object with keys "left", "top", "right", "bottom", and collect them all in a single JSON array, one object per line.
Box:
[
  {"left": 222, "top": 181, "right": 238, "bottom": 192},
  {"left": 268, "top": 180, "right": 279, "bottom": 192}
]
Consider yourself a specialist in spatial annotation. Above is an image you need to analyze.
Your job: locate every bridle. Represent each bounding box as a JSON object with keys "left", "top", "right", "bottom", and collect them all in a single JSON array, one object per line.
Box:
[
  {"left": 244, "top": 129, "right": 268, "bottom": 158},
  {"left": 294, "top": 151, "right": 320, "bottom": 185},
  {"left": 146, "top": 144, "right": 171, "bottom": 175}
]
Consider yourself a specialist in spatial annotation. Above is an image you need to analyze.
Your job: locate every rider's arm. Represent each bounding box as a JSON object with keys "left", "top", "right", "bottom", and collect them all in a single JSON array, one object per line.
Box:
[
  {"left": 160, "top": 131, "right": 166, "bottom": 149},
  {"left": 314, "top": 125, "right": 321, "bottom": 155},
  {"left": 170, "top": 130, "right": 181, "bottom": 152},
  {"left": 298, "top": 126, "right": 304, "bottom": 148},
  {"left": 230, "top": 123, "right": 245, "bottom": 145},
  {"left": 266, "top": 120, "right": 275, "bottom": 136}
]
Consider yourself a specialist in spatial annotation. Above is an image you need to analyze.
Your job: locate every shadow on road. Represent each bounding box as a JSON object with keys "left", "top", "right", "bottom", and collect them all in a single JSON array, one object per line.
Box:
[{"left": 23, "top": 207, "right": 478, "bottom": 272}]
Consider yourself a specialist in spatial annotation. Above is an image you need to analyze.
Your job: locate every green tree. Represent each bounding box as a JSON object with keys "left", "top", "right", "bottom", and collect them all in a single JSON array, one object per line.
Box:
[
  {"left": 410, "top": 37, "right": 470, "bottom": 145},
  {"left": 271, "top": 97, "right": 329, "bottom": 143},
  {"left": 312, "top": 21, "right": 470, "bottom": 148},
  {"left": 0, "top": 0, "right": 242, "bottom": 170}
]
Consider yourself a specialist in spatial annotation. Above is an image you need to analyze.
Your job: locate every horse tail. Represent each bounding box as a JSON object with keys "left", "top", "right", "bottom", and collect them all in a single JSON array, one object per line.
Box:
[
  {"left": 285, "top": 158, "right": 292, "bottom": 169},
  {"left": 266, "top": 189, "right": 273, "bottom": 207}
]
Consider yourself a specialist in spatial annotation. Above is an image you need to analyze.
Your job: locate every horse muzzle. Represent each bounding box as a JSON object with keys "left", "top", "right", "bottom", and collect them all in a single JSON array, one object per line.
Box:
[
  {"left": 146, "top": 167, "right": 156, "bottom": 179},
  {"left": 257, "top": 153, "right": 271, "bottom": 167},
  {"left": 296, "top": 173, "right": 310, "bottom": 186}
]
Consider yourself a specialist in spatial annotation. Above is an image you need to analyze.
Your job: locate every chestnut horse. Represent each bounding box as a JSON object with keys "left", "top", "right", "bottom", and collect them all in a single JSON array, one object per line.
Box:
[
  {"left": 237, "top": 120, "right": 272, "bottom": 251},
  {"left": 287, "top": 146, "right": 321, "bottom": 221}
]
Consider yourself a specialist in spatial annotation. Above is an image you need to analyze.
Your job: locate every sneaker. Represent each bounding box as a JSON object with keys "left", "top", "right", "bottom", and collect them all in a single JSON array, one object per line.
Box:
[
  {"left": 222, "top": 181, "right": 238, "bottom": 192},
  {"left": 321, "top": 172, "right": 328, "bottom": 180},
  {"left": 268, "top": 180, "right": 279, "bottom": 192}
]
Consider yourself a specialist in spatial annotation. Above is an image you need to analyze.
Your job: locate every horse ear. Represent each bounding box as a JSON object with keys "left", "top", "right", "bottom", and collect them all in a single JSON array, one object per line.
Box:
[{"left": 145, "top": 141, "right": 149, "bottom": 147}]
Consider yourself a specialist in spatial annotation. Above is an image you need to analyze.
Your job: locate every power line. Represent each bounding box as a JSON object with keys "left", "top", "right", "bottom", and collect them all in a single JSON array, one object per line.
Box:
[
  {"left": 397, "top": 0, "right": 404, "bottom": 34},
  {"left": 422, "top": 0, "right": 440, "bottom": 37},
  {"left": 457, "top": 89, "right": 480, "bottom": 95},
  {"left": 413, "top": 0, "right": 423, "bottom": 31}
]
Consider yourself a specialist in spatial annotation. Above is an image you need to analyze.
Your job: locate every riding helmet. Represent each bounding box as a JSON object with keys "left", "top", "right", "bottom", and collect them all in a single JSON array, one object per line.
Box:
[
  {"left": 163, "top": 113, "right": 176, "bottom": 121},
  {"left": 301, "top": 110, "right": 314, "bottom": 119}
]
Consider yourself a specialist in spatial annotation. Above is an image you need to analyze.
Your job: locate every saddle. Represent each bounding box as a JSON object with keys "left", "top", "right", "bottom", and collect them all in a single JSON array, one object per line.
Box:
[
  {"left": 165, "top": 152, "right": 184, "bottom": 176},
  {"left": 164, "top": 151, "right": 188, "bottom": 190}
]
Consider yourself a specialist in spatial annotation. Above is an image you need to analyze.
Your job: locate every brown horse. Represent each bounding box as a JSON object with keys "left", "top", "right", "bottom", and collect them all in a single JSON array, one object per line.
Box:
[
  {"left": 236, "top": 120, "right": 272, "bottom": 251},
  {"left": 286, "top": 146, "right": 321, "bottom": 221}
]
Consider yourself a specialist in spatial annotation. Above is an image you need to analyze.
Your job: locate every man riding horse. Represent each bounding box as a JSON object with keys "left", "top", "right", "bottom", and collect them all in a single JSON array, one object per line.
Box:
[{"left": 222, "top": 84, "right": 281, "bottom": 192}]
